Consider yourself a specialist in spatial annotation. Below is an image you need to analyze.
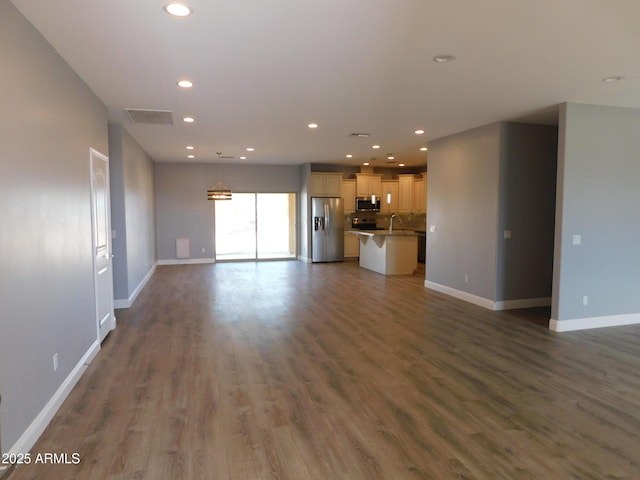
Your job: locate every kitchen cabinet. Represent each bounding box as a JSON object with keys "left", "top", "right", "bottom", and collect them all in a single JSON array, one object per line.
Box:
[
  {"left": 355, "top": 173, "right": 382, "bottom": 197},
  {"left": 413, "top": 173, "right": 427, "bottom": 213},
  {"left": 310, "top": 173, "right": 343, "bottom": 197},
  {"left": 344, "top": 232, "right": 360, "bottom": 258},
  {"left": 398, "top": 175, "right": 414, "bottom": 213},
  {"left": 381, "top": 180, "right": 399, "bottom": 213},
  {"left": 342, "top": 179, "right": 356, "bottom": 213}
]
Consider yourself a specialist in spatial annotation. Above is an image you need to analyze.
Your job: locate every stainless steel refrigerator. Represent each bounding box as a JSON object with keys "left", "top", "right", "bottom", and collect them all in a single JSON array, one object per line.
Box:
[{"left": 311, "top": 197, "right": 344, "bottom": 262}]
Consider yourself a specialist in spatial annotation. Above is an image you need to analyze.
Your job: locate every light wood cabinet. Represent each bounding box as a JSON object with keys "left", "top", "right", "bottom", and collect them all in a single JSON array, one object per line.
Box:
[
  {"left": 341, "top": 179, "right": 356, "bottom": 214},
  {"left": 310, "top": 173, "right": 343, "bottom": 197},
  {"left": 344, "top": 233, "right": 360, "bottom": 258},
  {"left": 381, "top": 180, "right": 399, "bottom": 213},
  {"left": 398, "top": 175, "right": 414, "bottom": 213},
  {"left": 413, "top": 173, "right": 427, "bottom": 213},
  {"left": 355, "top": 174, "right": 382, "bottom": 197}
]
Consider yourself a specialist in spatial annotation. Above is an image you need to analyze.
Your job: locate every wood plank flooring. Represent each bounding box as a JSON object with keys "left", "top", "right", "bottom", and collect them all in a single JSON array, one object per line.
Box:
[{"left": 8, "top": 261, "right": 640, "bottom": 479}]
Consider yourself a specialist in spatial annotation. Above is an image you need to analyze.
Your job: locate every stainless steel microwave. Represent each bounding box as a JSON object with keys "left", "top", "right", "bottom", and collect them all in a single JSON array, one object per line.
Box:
[{"left": 355, "top": 196, "right": 381, "bottom": 212}]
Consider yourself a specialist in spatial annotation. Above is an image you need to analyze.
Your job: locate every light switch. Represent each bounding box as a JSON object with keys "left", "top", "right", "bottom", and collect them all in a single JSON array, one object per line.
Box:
[
  {"left": 572, "top": 234, "right": 581, "bottom": 245},
  {"left": 504, "top": 230, "right": 511, "bottom": 239},
  {"left": 429, "top": 225, "right": 436, "bottom": 233}
]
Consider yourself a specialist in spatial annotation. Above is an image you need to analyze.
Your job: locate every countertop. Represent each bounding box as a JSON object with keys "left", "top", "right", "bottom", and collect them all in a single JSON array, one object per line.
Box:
[{"left": 347, "top": 229, "right": 419, "bottom": 237}]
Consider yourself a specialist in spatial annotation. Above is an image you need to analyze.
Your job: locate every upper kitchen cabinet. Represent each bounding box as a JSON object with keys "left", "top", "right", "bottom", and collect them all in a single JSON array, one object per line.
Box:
[
  {"left": 355, "top": 173, "right": 382, "bottom": 197},
  {"left": 381, "top": 180, "right": 399, "bottom": 213},
  {"left": 398, "top": 174, "right": 414, "bottom": 213},
  {"left": 311, "top": 173, "right": 343, "bottom": 197},
  {"left": 413, "top": 173, "right": 427, "bottom": 213},
  {"left": 342, "top": 179, "right": 356, "bottom": 213}
]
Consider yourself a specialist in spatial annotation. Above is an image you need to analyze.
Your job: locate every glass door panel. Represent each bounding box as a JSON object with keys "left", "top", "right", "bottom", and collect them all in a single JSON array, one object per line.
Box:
[
  {"left": 257, "top": 193, "right": 296, "bottom": 259},
  {"left": 214, "top": 193, "right": 257, "bottom": 260}
]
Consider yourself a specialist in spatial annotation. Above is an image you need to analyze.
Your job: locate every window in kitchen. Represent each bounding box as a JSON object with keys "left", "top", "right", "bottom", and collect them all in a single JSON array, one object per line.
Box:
[{"left": 214, "top": 193, "right": 296, "bottom": 261}]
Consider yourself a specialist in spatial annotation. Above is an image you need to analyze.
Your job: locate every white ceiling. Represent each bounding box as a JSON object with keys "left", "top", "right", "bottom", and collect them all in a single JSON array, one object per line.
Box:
[{"left": 11, "top": 0, "right": 640, "bottom": 167}]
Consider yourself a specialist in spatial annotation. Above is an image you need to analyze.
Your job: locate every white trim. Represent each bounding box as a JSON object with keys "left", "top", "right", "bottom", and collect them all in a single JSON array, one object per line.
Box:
[
  {"left": 298, "top": 255, "right": 312, "bottom": 263},
  {"left": 425, "top": 281, "right": 495, "bottom": 310},
  {"left": 550, "top": 313, "right": 640, "bottom": 332},
  {"left": 157, "top": 258, "right": 216, "bottom": 266},
  {"left": 425, "top": 281, "right": 551, "bottom": 311},
  {"left": 113, "top": 264, "right": 157, "bottom": 309},
  {"left": 7, "top": 340, "right": 100, "bottom": 455},
  {"left": 494, "top": 297, "right": 552, "bottom": 310}
]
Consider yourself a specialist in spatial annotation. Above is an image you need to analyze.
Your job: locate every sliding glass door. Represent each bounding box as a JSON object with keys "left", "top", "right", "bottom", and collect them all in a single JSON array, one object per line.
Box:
[{"left": 215, "top": 193, "right": 296, "bottom": 261}]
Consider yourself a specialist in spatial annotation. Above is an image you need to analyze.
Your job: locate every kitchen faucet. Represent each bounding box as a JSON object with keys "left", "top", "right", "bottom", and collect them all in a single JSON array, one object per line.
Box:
[{"left": 389, "top": 214, "right": 400, "bottom": 233}]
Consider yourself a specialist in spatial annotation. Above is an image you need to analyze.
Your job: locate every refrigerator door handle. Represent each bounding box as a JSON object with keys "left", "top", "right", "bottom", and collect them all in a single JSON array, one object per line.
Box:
[{"left": 324, "top": 203, "right": 330, "bottom": 231}]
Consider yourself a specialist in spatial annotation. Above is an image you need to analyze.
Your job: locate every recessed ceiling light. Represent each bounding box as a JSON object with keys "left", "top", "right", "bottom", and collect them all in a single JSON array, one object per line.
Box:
[
  {"left": 433, "top": 54, "right": 456, "bottom": 63},
  {"left": 420, "top": 147, "right": 428, "bottom": 151},
  {"left": 246, "top": 147, "right": 255, "bottom": 152},
  {"left": 187, "top": 154, "right": 195, "bottom": 159},
  {"left": 363, "top": 162, "right": 370, "bottom": 166},
  {"left": 399, "top": 163, "right": 406, "bottom": 167},
  {"left": 372, "top": 145, "right": 380, "bottom": 149},
  {"left": 183, "top": 116, "right": 195, "bottom": 123},
  {"left": 163, "top": 3, "right": 192, "bottom": 17},
  {"left": 346, "top": 154, "right": 353, "bottom": 158},
  {"left": 415, "top": 129, "right": 425, "bottom": 135},
  {"left": 177, "top": 80, "right": 193, "bottom": 88},
  {"left": 240, "top": 156, "right": 247, "bottom": 160},
  {"left": 308, "top": 123, "right": 318, "bottom": 129},
  {"left": 186, "top": 145, "right": 194, "bottom": 150},
  {"left": 602, "top": 76, "right": 624, "bottom": 83},
  {"left": 387, "top": 155, "right": 395, "bottom": 160}
]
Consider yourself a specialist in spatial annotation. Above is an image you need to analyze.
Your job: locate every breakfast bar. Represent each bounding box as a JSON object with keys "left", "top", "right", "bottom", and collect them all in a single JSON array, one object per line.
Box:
[{"left": 349, "top": 230, "right": 419, "bottom": 275}]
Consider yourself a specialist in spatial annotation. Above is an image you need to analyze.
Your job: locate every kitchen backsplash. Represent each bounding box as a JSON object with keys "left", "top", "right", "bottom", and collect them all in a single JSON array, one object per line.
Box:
[{"left": 344, "top": 213, "right": 426, "bottom": 231}]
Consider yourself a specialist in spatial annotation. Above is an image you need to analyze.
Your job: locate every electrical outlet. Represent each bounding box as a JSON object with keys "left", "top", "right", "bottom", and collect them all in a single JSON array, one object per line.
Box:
[
  {"left": 464, "top": 274, "right": 469, "bottom": 283},
  {"left": 582, "top": 295, "right": 589, "bottom": 306},
  {"left": 573, "top": 234, "right": 581, "bottom": 245},
  {"left": 53, "top": 353, "right": 59, "bottom": 372},
  {"left": 201, "top": 247, "right": 205, "bottom": 253},
  {"left": 504, "top": 230, "right": 511, "bottom": 239}
]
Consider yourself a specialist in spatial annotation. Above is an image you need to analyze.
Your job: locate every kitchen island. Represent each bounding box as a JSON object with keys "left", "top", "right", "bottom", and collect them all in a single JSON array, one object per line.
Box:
[{"left": 349, "top": 230, "right": 419, "bottom": 275}]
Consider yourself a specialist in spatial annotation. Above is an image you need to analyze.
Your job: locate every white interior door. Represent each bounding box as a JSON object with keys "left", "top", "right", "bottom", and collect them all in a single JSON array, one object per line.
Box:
[{"left": 90, "top": 148, "right": 115, "bottom": 342}]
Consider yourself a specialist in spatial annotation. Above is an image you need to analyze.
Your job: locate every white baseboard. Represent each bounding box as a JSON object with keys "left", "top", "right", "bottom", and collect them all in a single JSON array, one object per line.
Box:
[
  {"left": 425, "top": 281, "right": 551, "bottom": 311},
  {"left": 298, "top": 255, "right": 312, "bottom": 263},
  {"left": 494, "top": 297, "right": 552, "bottom": 310},
  {"left": 8, "top": 340, "right": 101, "bottom": 455},
  {"left": 157, "top": 258, "right": 216, "bottom": 266},
  {"left": 550, "top": 312, "right": 640, "bottom": 332},
  {"left": 425, "top": 281, "right": 495, "bottom": 309},
  {"left": 114, "top": 264, "right": 157, "bottom": 309}
]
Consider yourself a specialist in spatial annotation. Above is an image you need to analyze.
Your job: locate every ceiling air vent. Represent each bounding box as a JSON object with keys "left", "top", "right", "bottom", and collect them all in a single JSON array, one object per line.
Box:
[
  {"left": 124, "top": 108, "right": 174, "bottom": 125},
  {"left": 348, "top": 133, "right": 370, "bottom": 138}
]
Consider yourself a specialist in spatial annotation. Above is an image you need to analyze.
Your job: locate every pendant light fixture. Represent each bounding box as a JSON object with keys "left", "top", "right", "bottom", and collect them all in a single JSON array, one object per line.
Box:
[{"left": 207, "top": 153, "right": 232, "bottom": 200}]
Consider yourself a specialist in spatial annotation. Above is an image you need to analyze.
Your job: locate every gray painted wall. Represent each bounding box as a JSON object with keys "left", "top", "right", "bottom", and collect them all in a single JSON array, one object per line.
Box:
[
  {"left": 426, "top": 122, "right": 502, "bottom": 300},
  {"left": 109, "top": 124, "right": 156, "bottom": 301},
  {"left": 553, "top": 103, "right": 640, "bottom": 321},
  {"left": 427, "top": 121, "right": 558, "bottom": 304},
  {"left": 155, "top": 162, "right": 301, "bottom": 261},
  {"left": 497, "top": 123, "right": 557, "bottom": 300},
  {"left": 0, "top": 1, "right": 108, "bottom": 450},
  {"left": 300, "top": 164, "right": 311, "bottom": 261}
]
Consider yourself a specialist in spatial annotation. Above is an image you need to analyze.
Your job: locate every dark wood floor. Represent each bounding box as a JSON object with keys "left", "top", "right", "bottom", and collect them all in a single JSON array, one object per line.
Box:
[{"left": 9, "top": 261, "right": 640, "bottom": 479}]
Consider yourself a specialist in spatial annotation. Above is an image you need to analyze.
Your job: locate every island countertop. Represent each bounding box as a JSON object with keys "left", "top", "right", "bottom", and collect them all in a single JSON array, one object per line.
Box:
[{"left": 347, "top": 229, "right": 419, "bottom": 237}]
